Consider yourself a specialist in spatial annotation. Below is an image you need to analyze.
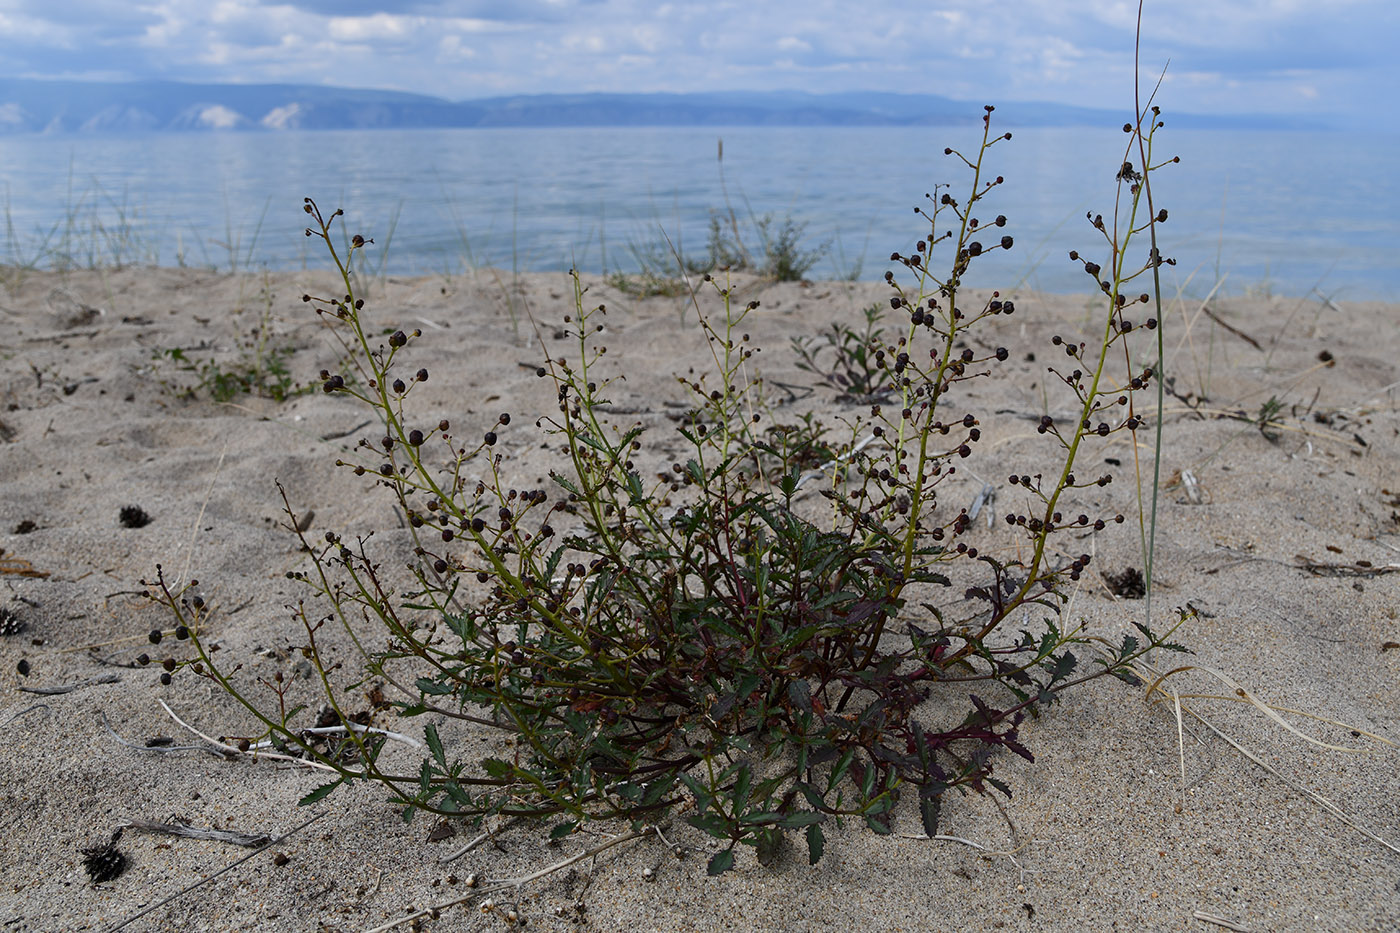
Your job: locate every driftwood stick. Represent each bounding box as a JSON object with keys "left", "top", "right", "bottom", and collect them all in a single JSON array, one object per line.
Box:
[
  {"left": 19, "top": 672, "right": 120, "bottom": 695},
  {"left": 100, "top": 810, "right": 327, "bottom": 933},
  {"left": 123, "top": 818, "right": 271, "bottom": 848}
]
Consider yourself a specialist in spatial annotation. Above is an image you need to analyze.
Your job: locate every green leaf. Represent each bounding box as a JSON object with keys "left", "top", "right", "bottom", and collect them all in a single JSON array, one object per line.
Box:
[
  {"left": 787, "top": 679, "right": 812, "bottom": 713},
  {"left": 1117, "top": 634, "right": 1140, "bottom": 659},
  {"left": 415, "top": 677, "right": 454, "bottom": 696},
  {"left": 299, "top": 777, "right": 344, "bottom": 806},
  {"left": 778, "top": 811, "right": 824, "bottom": 828},
  {"left": 1110, "top": 667, "right": 1144, "bottom": 687},
  {"left": 795, "top": 781, "right": 826, "bottom": 811},
  {"left": 679, "top": 772, "right": 709, "bottom": 806},
  {"left": 688, "top": 814, "right": 732, "bottom": 838},
  {"left": 756, "top": 828, "right": 784, "bottom": 867},
  {"left": 424, "top": 723, "right": 446, "bottom": 768},
  {"left": 828, "top": 749, "right": 855, "bottom": 790},
  {"left": 739, "top": 811, "right": 783, "bottom": 825},
  {"left": 642, "top": 776, "right": 675, "bottom": 806},
  {"left": 732, "top": 765, "right": 752, "bottom": 812},
  {"left": 806, "top": 823, "right": 825, "bottom": 865},
  {"left": 919, "top": 789, "right": 942, "bottom": 838},
  {"left": 444, "top": 782, "right": 473, "bottom": 808},
  {"left": 481, "top": 758, "right": 515, "bottom": 780},
  {"left": 551, "top": 473, "right": 581, "bottom": 497},
  {"left": 549, "top": 820, "right": 579, "bottom": 840},
  {"left": 707, "top": 849, "right": 735, "bottom": 876}
]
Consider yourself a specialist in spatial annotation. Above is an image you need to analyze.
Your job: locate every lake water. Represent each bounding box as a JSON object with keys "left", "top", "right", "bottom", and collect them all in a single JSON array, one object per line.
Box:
[{"left": 1, "top": 124, "right": 1396, "bottom": 299}]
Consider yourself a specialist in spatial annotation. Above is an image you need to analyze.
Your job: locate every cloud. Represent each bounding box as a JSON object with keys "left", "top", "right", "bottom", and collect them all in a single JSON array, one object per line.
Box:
[
  {"left": 196, "top": 103, "right": 243, "bottom": 128},
  {"left": 0, "top": 0, "right": 1391, "bottom": 127},
  {"left": 327, "top": 12, "right": 414, "bottom": 41},
  {"left": 260, "top": 101, "right": 301, "bottom": 127}
]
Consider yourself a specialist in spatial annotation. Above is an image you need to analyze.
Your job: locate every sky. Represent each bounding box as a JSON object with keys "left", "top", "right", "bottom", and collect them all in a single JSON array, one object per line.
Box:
[{"left": 1, "top": 0, "right": 1394, "bottom": 127}]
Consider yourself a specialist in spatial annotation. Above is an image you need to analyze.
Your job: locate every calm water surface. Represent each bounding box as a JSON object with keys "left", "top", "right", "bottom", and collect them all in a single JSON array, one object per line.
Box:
[{"left": 1, "top": 125, "right": 1395, "bottom": 299}]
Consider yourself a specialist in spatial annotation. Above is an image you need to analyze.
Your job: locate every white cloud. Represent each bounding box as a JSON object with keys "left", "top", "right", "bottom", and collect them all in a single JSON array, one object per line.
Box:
[
  {"left": 197, "top": 104, "right": 243, "bottom": 128},
  {"left": 327, "top": 13, "right": 413, "bottom": 41},
  {"left": 0, "top": 0, "right": 1392, "bottom": 126},
  {"left": 260, "top": 102, "right": 300, "bottom": 128}
]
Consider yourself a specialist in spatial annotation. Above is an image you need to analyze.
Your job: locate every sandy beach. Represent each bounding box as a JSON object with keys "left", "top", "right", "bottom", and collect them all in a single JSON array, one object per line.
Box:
[{"left": 1, "top": 265, "right": 1397, "bottom": 932}]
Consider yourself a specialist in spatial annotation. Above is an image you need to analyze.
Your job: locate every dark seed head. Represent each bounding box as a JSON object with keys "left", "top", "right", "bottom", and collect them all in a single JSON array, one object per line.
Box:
[{"left": 119, "top": 506, "right": 152, "bottom": 529}]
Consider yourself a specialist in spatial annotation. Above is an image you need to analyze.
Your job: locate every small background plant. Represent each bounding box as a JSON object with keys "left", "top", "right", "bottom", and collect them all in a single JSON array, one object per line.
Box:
[{"left": 148, "top": 274, "right": 317, "bottom": 403}]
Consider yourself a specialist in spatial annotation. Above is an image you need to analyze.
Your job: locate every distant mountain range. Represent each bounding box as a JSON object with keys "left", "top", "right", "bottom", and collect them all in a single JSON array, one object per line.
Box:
[{"left": 0, "top": 78, "right": 1316, "bottom": 134}]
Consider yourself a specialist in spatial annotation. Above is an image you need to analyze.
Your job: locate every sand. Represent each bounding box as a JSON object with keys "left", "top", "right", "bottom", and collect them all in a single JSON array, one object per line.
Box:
[{"left": 0, "top": 265, "right": 1397, "bottom": 932}]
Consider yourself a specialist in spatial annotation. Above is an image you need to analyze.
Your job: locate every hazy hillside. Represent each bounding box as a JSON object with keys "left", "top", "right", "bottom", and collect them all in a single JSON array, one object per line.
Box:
[{"left": 0, "top": 79, "right": 1313, "bottom": 134}]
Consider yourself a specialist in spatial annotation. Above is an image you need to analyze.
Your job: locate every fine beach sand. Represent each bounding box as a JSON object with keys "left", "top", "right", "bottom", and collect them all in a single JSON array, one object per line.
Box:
[{"left": 1, "top": 266, "right": 1397, "bottom": 932}]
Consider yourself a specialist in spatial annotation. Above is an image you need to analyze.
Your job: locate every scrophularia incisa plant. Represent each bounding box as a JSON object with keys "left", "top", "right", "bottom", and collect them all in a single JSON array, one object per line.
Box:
[{"left": 147, "top": 104, "right": 1188, "bottom": 874}]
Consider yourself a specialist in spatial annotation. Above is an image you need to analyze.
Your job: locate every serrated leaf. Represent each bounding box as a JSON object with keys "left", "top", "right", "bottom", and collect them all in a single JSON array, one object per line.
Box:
[
  {"left": 707, "top": 849, "right": 735, "bottom": 876},
  {"left": 298, "top": 777, "right": 344, "bottom": 806},
  {"left": 688, "top": 814, "right": 732, "bottom": 838},
  {"left": 1110, "top": 668, "right": 1144, "bottom": 686},
  {"left": 732, "top": 765, "right": 752, "bottom": 812},
  {"left": 1050, "top": 650, "right": 1078, "bottom": 682},
  {"left": 549, "top": 820, "right": 579, "bottom": 840},
  {"left": 778, "top": 811, "right": 824, "bottom": 828},
  {"left": 739, "top": 811, "right": 783, "bottom": 825},
  {"left": 551, "top": 474, "right": 581, "bottom": 496},
  {"left": 805, "top": 823, "right": 825, "bottom": 865},
  {"left": 1118, "top": 634, "right": 1140, "bottom": 659},
  {"left": 795, "top": 781, "right": 826, "bottom": 811},
  {"left": 481, "top": 758, "right": 515, "bottom": 780},
  {"left": 919, "top": 790, "right": 942, "bottom": 837},
  {"left": 415, "top": 677, "right": 454, "bottom": 697},
  {"left": 424, "top": 723, "right": 446, "bottom": 768}
]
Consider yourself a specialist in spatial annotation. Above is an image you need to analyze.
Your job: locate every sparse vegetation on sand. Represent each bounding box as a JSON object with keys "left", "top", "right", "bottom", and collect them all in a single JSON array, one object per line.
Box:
[{"left": 148, "top": 102, "right": 1189, "bottom": 881}]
